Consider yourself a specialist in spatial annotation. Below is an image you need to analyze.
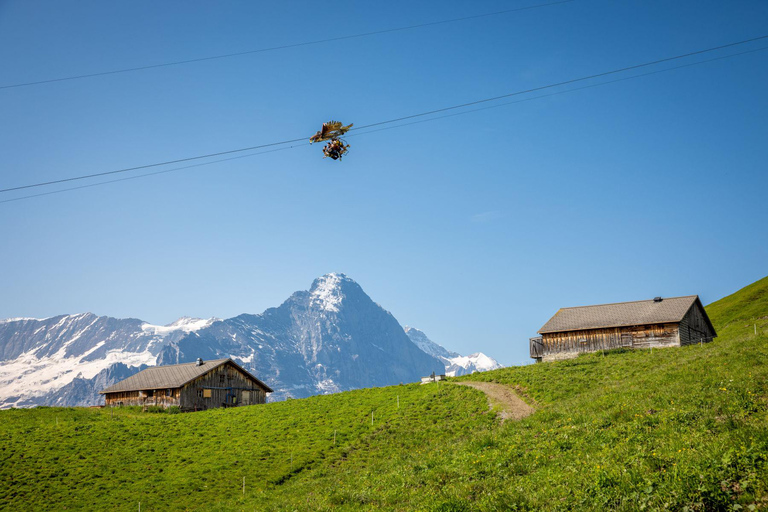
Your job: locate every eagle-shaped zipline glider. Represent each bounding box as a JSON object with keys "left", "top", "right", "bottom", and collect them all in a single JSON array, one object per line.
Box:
[{"left": 310, "top": 120, "right": 353, "bottom": 161}]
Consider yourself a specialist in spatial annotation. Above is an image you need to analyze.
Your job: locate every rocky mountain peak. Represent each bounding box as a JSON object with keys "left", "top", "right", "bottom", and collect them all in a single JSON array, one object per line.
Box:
[{"left": 308, "top": 273, "right": 360, "bottom": 313}]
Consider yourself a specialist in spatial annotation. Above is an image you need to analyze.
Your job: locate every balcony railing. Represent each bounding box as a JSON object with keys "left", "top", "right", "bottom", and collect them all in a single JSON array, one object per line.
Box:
[{"left": 529, "top": 336, "right": 544, "bottom": 359}]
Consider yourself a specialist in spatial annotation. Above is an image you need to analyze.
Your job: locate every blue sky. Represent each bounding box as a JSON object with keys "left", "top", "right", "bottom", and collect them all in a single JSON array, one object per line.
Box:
[{"left": 1, "top": 0, "right": 766, "bottom": 366}]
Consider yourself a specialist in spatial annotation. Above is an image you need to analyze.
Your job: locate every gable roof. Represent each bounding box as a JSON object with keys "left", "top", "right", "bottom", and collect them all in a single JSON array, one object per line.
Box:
[
  {"left": 100, "top": 358, "right": 273, "bottom": 394},
  {"left": 538, "top": 295, "right": 709, "bottom": 334}
]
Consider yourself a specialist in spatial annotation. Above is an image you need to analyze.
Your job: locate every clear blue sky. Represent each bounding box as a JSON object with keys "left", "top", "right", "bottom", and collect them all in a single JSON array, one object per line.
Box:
[{"left": 1, "top": 1, "right": 766, "bottom": 366}]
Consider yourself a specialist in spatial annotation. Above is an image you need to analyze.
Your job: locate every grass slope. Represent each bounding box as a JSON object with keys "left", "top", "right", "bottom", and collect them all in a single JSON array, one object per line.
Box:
[
  {"left": 2, "top": 276, "right": 767, "bottom": 511},
  {"left": 707, "top": 275, "right": 768, "bottom": 332}
]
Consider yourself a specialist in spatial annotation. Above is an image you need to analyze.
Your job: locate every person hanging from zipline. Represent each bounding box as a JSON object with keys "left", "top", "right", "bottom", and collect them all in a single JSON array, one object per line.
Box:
[{"left": 310, "top": 120, "right": 352, "bottom": 161}]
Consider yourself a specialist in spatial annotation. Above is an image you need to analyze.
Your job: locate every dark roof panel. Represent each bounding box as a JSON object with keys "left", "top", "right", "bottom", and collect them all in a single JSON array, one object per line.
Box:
[
  {"left": 538, "top": 296, "right": 699, "bottom": 334},
  {"left": 100, "top": 358, "right": 273, "bottom": 394}
]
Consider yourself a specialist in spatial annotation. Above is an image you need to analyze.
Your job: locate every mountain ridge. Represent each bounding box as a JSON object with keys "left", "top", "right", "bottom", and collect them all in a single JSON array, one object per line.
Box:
[{"left": 404, "top": 326, "right": 503, "bottom": 376}]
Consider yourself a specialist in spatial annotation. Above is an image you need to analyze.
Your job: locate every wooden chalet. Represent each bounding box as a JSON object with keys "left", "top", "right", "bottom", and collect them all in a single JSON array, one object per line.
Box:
[
  {"left": 530, "top": 295, "right": 716, "bottom": 362},
  {"left": 100, "top": 358, "right": 273, "bottom": 411}
]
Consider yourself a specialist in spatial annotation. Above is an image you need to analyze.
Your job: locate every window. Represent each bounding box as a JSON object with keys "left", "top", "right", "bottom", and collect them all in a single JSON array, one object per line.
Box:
[
  {"left": 219, "top": 374, "right": 225, "bottom": 383},
  {"left": 165, "top": 389, "right": 172, "bottom": 397},
  {"left": 203, "top": 389, "right": 212, "bottom": 398}
]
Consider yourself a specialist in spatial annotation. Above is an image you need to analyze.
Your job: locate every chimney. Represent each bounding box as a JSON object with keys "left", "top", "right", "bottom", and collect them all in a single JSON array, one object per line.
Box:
[
  {"left": 653, "top": 297, "right": 663, "bottom": 302},
  {"left": 196, "top": 358, "right": 204, "bottom": 366}
]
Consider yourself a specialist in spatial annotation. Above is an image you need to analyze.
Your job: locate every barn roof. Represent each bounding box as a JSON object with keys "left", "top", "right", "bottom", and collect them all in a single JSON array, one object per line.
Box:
[
  {"left": 100, "top": 358, "right": 273, "bottom": 394},
  {"left": 538, "top": 295, "right": 707, "bottom": 334}
]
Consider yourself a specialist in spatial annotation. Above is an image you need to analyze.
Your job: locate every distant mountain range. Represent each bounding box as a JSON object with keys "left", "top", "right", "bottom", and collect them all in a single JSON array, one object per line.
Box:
[
  {"left": 404, "top": 326, "right": 502, "bottom": 376},
  {"left": 0, "top": 273, "right": 501, "bottom": 408}
]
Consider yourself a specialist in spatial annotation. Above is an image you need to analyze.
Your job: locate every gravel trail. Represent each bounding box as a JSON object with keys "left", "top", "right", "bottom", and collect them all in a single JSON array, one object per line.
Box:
[{"left": 455, "top": 381, "right": 534, "bottom": 421}]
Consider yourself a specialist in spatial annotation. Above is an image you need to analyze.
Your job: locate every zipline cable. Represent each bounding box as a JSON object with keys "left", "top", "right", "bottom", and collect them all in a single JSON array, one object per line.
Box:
[
  {"left": 353, "top": 34, "right": 768, "bottom": 130},
  {"left": 0, "top": 0, "right": 574, "bottom": 90},
  {"left": 4, "top": 44, "right": 766, "bottom": 206},
  {"left": 0, "top": 137, "right": 307, "bottom": 193},
  {"left": 1, "top": 34, "right": 766, "bottom": 196},
  {"left": 0, "top": 145, "right": 308, "bottom": 204},
  {"left": 347, "top": 45, "right": 768, "bottom": 138},
  {"left": 3, "top": 44, "right": 766, "bottom": 206}
]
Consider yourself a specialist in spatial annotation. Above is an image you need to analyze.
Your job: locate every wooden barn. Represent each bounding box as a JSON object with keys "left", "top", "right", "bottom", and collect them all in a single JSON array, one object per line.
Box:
[
  {"left": 529, "top": 295, "right": 717, "bottom": 362},
  {"left": 100, "top": 358, "right": 272, "bottom": 411}
]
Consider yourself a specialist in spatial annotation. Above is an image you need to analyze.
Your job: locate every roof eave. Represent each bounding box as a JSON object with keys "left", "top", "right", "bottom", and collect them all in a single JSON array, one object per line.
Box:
[
  {"left": 539, "top": 319, "right": 685, "bottom": 334},
  {"left": 100, "top": 358, "right": 274, "bottom": 395}
]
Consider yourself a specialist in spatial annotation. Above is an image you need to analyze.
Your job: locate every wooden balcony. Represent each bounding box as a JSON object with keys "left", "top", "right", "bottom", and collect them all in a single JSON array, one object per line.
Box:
[{"left": 529, "top": 336, "right": 544, "bottom": 360}]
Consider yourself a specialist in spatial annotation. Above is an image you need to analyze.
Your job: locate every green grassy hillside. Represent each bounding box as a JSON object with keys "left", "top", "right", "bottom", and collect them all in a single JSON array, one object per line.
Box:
[
  {"left": 707, "top": 275, "right": 768, "bottom": 333},
  {"left": 2, "top": 276, "right": 767, "bottom": 511}
]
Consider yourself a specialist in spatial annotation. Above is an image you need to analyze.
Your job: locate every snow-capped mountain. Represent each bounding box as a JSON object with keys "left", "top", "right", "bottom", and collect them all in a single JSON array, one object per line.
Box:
[
  {"left": 0, "top": 314, "right": 216, "bottom": 408},
  {"left": 156, "top": 274, "right": 444, "bottom": 401},
  {"left": 0, "top": 274, "right": 445, "bottom": 407},
  {"left": 404, "top": 326, "right": 502, "bottom": 377}
]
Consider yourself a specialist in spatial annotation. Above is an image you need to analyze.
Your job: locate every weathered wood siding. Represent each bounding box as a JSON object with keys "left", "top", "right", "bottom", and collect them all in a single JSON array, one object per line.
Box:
[
  {"left": 179, "top": 361, "right": 269, "bottom": 412},
  {"left": 679, "top": 302, "right": 716, "bottom": 346},
  {"left": 104, "top": 388, "right": 180, "bottom": 407},
  {"left": 539, "top": 323, "right": 680, "bottom": 361}
]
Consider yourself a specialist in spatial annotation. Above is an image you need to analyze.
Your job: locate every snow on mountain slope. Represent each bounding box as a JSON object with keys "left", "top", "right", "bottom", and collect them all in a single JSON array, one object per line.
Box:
[
  {"left": 404, "top": 326, "right": 503, "bottom": 377},
  {"left": 0, "top": 315, "right": 216, "bottom": 408},
  {"left": 141, "top": 317, "right": 218, "bottom": 336},
  {"left": 309, "top": 273, "right": 345, "bottom": 312}
]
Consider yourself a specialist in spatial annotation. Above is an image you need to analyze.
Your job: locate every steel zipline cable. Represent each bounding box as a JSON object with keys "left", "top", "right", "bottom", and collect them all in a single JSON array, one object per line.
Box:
[
  {"left": 4, "top": 43, "right": 767, "bottom": 206},
  {"left": 352, "top": 34, "right": 768, "bottom": 131},
  {"left": 0, "top": 145, "right": 307, "bottom": 205},
  {"left": 0, "top": 136, "right": 309, "bottom": 193},
  {"left": 1, "top": 34, "right": 767, "bottom": 199},
  {"left": 0, "top": 0, "right": 574, "bottom": 90}
]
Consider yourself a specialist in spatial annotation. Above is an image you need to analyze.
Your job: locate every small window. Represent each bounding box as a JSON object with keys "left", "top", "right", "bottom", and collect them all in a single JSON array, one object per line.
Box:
[
  {"left": 219, "top": 374, "right": 225, "bottom": 383},
  {"left": 165, "top": 389, "right": 172, "bottom": 397},
  {"left": 203, "top": 389, "right": 212, "bottom": 398},
  {"left": 197, "top": 389, "right": 203, "bottom": 398},
  {"left": 146, "top": 390, "right": 154, "bottom": 398}
]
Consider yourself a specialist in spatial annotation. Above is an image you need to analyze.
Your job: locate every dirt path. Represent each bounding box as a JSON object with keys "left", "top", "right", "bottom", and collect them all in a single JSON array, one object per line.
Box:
[{"left": 455, "top": 381, "right": 534, "bottom": 421}]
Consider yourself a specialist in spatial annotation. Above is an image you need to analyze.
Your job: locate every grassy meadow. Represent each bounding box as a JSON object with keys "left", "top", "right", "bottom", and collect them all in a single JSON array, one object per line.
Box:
[{"left": 2, "top": 276, "right": 767, "bottom": 511}]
